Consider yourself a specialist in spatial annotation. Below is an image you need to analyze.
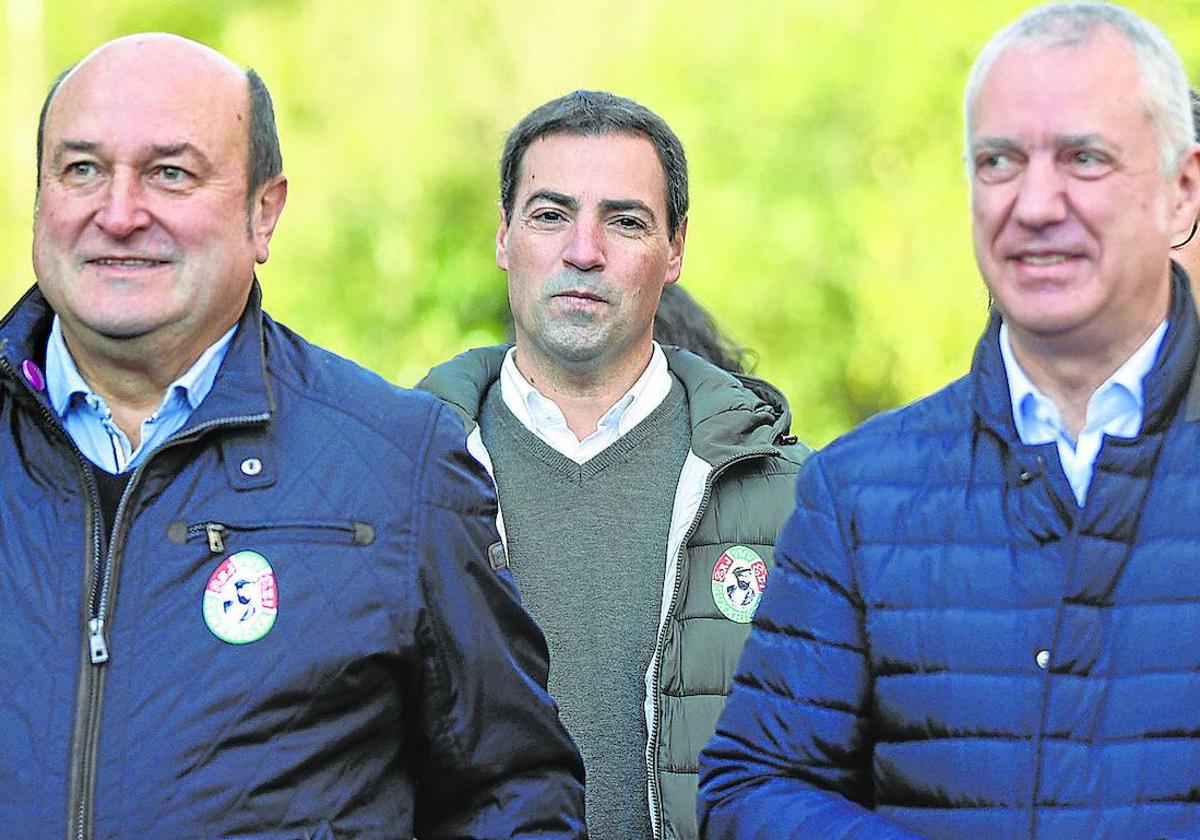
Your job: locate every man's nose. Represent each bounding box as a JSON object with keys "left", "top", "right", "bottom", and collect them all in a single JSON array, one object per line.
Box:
[
  {"left": 93, "top": 171, "right": 152, "bottom": 238},
  {"left": 1012, "top": 156, "right": 1069, "bottom": 229},
  {"left": 562, "top": 218, "right": 606, "bottom": 272}
]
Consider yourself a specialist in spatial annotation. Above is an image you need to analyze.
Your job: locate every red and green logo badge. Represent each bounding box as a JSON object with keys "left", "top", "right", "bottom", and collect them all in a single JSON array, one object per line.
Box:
[
  {"left": 711, "top": 545, "right": 768, "bottom": 623},
  {"left": 202, "top": 551, "right": 279, "bottom": 644}
]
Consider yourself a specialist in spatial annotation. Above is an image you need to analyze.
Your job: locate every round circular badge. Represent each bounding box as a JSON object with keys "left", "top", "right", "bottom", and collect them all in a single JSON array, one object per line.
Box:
[
  {"left": 202, "top": 551, "right": 279, "bottom": 644},
  {"left": 711, "top": 545, "right": 768, "bottom": 623}
]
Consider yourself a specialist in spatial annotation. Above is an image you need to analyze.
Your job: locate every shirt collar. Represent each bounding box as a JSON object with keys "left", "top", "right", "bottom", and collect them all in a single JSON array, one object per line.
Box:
[
  {"left": 999, "top": 318, "right": 1167, "bottom": 444},
  {"left": 46, "top": 317, "right": 94, "bottom": 418},
  {"left": 45, "top": 315, "right": 237, "bottom": 419},
  {"left": 500, "top": 341, "right": 671, "bottom": 441}
]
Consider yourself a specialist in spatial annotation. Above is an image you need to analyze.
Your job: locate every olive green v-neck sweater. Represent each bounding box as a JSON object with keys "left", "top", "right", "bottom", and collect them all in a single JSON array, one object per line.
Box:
[{"left": 480, "top": 377, "right": 690, "bottom": 839}]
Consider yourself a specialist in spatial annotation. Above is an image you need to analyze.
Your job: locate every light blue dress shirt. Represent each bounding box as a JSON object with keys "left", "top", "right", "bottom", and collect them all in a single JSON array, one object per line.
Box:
[
  {"left": 999, "top": 319, "right": 1167, "bottom": 506},
  {"left": 46, "top": 316, "right": 236, "bottom": 475}
]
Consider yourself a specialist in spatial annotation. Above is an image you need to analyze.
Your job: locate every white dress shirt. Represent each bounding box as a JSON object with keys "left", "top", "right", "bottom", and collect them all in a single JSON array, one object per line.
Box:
[
  {"left": 999, "top": 319, "right": 1167, "bottom": 505},
  {"left": 499, "top": 342, "right": 672, "bottom": 464}
]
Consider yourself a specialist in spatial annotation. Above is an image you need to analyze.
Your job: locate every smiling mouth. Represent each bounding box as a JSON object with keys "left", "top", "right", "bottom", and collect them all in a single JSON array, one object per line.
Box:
[
  {"left": 88, "top": 258, "right": 170, "bottom": 268},
  {"left": 1008, "top": 250, "right": 1089, "bottom": 269}
]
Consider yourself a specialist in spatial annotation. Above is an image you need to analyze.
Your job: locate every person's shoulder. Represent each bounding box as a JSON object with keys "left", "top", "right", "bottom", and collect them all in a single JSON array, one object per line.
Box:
[
  {"left": 261, "top": 315, "right": 454, "bottom": 445},
  {"left": 417, "top": 345, "right": 508, "bottom": 396},
  {"left": 813, "top": 374, "right": 975, "bottom": 477},
  {"left": 415, "top": 345, "right": 508, "bottom": 425},
  {"left": 664, "top": 346, "right": 806, "bottom": 458}
]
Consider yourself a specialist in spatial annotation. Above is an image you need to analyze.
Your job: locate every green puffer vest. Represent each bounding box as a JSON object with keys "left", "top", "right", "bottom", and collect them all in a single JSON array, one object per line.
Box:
[{"left": 419, "top": 345, "right": 809, "bottom": 840}]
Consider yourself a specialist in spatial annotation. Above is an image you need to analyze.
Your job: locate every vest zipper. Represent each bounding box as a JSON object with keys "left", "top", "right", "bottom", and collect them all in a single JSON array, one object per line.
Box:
[{"left": 644, "top": 447, "right": 775, "bottom": 838}]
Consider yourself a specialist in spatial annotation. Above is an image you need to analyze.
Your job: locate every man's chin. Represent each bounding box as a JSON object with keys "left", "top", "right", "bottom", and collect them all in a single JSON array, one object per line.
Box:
[
  {"left": 545, "top": 342, "right": 612, "bottom": 370},
  {"left": 80, "top": 317, "right": 163, "bottom": 343},
  {"left": 537, "top": 328, "right": 611, "bottom": 365}
]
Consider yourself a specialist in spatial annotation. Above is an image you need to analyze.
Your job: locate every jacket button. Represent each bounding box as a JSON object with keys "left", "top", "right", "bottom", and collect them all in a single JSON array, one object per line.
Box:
[
  {"left": 240, "top": 457, "right": 263, "bottom": 476},
  {"left": 1035, "top": 649, "right": 1050, "bottom": 669}
]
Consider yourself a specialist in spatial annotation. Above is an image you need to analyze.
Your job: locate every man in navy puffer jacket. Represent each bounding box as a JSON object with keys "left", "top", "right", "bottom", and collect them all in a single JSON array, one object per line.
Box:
[
  {"left": 700, "top": 3, "right": 1200, "bottom": 838},
  {"left": 0, "top": 32, "right": 585, "bottom": 840}
]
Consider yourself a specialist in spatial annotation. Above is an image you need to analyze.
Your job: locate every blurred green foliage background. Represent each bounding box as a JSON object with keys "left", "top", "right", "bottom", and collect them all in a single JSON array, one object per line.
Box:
[{"left": 3, "top": 0, "right": 1199, "bottom": 446}]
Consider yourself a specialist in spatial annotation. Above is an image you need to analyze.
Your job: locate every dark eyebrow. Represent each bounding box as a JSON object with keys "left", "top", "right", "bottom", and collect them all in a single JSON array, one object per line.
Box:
[
  {"left": 51, "top": 140, "right": 98, "bottom": 167},
  {"left": 601, "top": 198, "right": 656, "bottom": 220},
  {"left": 522, "top": 190, "right": 578, "bottom": 213},
  {"left": 521, "top": 191, "right": 657, "bottom": 221},
  {"left": 49, "top": 140, "right": 212, "bottom": 170},
  {"left": 151, "top": 142, "right": 204, "bottom": 160},
  {"left": 151, "top": 143, "right": 214, "bottom": 174}
]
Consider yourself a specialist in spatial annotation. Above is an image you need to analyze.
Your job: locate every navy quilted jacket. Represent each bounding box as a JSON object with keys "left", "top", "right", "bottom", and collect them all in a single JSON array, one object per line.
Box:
[
  {"left": 0, "top": 285, "right": 585, "bottom": 840},
  {"left": 699, "top": 269, "right": 1200, "bottom": 839}
]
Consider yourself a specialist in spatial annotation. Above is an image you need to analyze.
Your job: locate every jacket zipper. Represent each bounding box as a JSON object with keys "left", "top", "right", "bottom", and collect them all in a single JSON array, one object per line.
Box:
[
  {"left": 644, "top": 448, "right": 776, "bottom": 838},
  {"left": 1, "top": 353, "right": 270, "bottom": 840},
  {"left": 0, "top": 356, "right": 110, "bottom": 840},
  {"left": 180, "top": 519, "right": 375, "bottom": 555},
  {"left": 73, "top": 461, "right": 146, "bottom": 840},
  {"left": 69, "top": 412, "right": 270, "bottom": 840}
]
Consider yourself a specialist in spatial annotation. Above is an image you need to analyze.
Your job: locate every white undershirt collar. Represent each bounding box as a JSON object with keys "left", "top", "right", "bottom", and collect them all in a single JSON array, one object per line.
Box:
[{"left": 499, "top": 342, "right": 671, "bottom": 464}]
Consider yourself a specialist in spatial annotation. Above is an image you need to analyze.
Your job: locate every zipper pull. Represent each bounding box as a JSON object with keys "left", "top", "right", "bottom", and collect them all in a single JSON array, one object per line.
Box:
[
  {"left": 205, "top": 523, "right": 226, "bottom": 554},
  {"left": 88, "top": 617, "right": 109, "bottom": 664}
]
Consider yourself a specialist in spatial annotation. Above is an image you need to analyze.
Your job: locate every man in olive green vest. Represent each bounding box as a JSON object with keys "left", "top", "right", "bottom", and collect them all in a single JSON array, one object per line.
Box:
[{"left": 420, "top": 90, "right": 808, "bottom": 840}]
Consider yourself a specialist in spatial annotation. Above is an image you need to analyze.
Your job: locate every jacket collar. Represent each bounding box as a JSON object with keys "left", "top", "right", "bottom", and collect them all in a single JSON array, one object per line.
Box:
[
  {"left": 414, "top": 345, "right": 507, "bottom": 434},
  {"left": 0, "top": 281, "right": 274, "bottom": 433},
  {"left": 972, "top": 262, "right": 1200, "bottom": 437},
  {"left": 663, "top": 345, "right": 797, "bottom": 464},
  {"left": 417, "top": 343, "right": 802, "bottom": 464}
]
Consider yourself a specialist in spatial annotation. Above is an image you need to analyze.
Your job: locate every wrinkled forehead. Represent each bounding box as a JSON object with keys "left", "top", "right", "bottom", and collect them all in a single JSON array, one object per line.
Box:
[
  {"left": 43, "top": 35, "right": 249, "bottom": 166},
  {"left": 969, "top": 35, "right": 1150, "bottom": 140},
  {"left": 515, "top": 131, "right": 669, "bottom": 205}
]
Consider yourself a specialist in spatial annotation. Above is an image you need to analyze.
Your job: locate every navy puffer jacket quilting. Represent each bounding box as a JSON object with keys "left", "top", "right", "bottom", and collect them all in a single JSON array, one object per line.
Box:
[
  {"left": 0, "top": 285, "right": 585, "bottom": 840},
  {"left": 700, "top": 269, "right": 1200, "bottom": 839}
]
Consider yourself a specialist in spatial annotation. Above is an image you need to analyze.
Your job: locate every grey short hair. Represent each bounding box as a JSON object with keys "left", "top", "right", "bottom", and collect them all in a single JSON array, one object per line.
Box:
[
  {"left": 1193, "top": 88, "right": 1200, "bottom": 142},
  {"left": 963, "top": 2, "right": 1194, "bottom": 175}
]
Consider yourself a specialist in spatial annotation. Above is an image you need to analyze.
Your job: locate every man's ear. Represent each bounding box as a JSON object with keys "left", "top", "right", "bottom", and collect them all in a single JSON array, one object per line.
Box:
[
  {"left": 252, "top": 175, "right": 288, "bottom": 265},
  {"left": 496, "top": 202, "right": 510, "bottom": 271},
  {"left": 665, "top": 216, "right": 688, "bottom": 285},
  {"left": 1170, "top": 144, "right": 1200, "bottom": 244}
]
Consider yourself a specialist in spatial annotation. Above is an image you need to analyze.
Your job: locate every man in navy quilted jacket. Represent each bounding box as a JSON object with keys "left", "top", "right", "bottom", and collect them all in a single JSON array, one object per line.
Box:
[
  {"left": 0, "top": 32, "right": 585, "bottom": 839},
  {"left": 700, "top": 3, "right": 1200, "bottom": 838}
]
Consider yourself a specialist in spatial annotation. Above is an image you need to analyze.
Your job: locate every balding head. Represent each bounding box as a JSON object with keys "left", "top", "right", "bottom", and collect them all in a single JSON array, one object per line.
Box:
[
  {"left": 32, "top": 32, "right": 288, "bottom": 380},
  {"left": 36, "top": 33, "right": 282, "bottom": 213},
  {"left": 83, "top": 32, "right": 244, "bottom": 77}
]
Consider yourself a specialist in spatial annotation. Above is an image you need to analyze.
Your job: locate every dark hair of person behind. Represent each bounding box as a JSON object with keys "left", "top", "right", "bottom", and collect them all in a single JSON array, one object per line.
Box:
[
  {"left": 35, "top": 67, "right": 282, "bottom": 208},
  {"left": 654, "top": 284, "right": 753, "bottom": 374},
  {"left": 499, "top": 90, "right": 689, "bottom": 239}
]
